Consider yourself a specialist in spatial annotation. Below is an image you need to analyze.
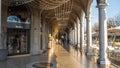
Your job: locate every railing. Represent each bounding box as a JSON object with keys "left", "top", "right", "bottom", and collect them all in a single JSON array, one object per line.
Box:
[
  {"left": 69, "top": 44, "right": 120, "bottom": 68},
  {"left": 111, "top": 63, "right": 120, "bottom": 68},
  {"left": 108, "top": 49, "right": 120, "bottom": 61},
  {"left": 92, "top": 48, "right": 120, "bottom": 68}
]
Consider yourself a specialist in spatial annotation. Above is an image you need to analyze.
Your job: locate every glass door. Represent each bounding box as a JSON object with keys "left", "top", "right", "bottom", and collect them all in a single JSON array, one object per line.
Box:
[{"left": 7, "top": 29, "right": 30, "bottom": 56}]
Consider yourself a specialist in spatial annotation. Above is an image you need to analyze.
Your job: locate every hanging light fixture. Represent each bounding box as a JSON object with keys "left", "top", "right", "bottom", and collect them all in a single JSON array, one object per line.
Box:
[
  {"left": 39, "top": 0, "right": 70, "bottom": 10},
  {"left": 7, "top": 0, "right": 33, "bottom": 6},
  {"left": 54, "top": 0, "right": 73, "bottom": 21},
  {"left": 4, "top": 0, "right": 70, "bottom": 9}
]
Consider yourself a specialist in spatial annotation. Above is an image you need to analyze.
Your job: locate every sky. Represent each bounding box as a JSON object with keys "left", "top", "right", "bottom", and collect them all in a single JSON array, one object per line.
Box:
[{"left": 92, "top": 0, "right": 120, "bottom": 26}]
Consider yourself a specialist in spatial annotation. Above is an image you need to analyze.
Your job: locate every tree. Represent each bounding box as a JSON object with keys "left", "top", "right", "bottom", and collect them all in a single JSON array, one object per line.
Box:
[
  {"left": 107, "top": 13, "right": 120, "bottom": 28},
  {"left": 114, "top": 15, "right": 120, "bottom": 26},
  {"left": 92, "top": 13, "right": 120, "bottom": 32},
  {"left": 107, "top": 18, "right": 115, "bottom": 28},
  {"left": 92, "top": 22, "right": 99, "bottom": 32}
]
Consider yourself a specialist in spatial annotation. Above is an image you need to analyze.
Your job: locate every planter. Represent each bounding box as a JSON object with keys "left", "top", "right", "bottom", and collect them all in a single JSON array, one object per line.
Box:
[{"left": 0, "top": 49, "right": 8, "bottom": 61}]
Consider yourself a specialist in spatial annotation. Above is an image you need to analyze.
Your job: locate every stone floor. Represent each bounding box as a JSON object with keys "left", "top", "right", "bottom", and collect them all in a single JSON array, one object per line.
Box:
[
  {"left": 55, "top": 45, "right": 111, "bottom": 68},
  {"left": 0, "top": 44, "right": 119, "bottom": 68}
]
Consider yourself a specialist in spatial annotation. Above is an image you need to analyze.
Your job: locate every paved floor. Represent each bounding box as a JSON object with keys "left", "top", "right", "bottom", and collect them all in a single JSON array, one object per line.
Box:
[
  {"left": 55, "top": 45, "right": 111, "bottom": 68},
  {"left": 0, "top": 48, "right": 55, "bottom": 68},
  {"left": 0, "top": 44, "right": 119, "bottom": 68},
  {"left": 54, "top": 45, "right": 81, "bottom": 68}
]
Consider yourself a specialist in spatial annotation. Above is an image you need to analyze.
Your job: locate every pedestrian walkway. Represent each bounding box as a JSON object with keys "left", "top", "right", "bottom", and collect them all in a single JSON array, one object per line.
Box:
[
  {"left": 0, "top": 48, "right": 55, "bottom": 68},
  {"left": 54, "top": 45, "right": 81, "bottom": 68},
  {"left": 0, "top": 44, "right": 119, "bottom": 68},
  {"left": 54, "top": 45, "right": 109, "bottom": 68}
]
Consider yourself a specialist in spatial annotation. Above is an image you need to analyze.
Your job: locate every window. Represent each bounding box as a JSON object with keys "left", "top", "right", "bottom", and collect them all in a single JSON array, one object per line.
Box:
[{"left": 7, "top": 16, "right": 21, "bottom": 23}]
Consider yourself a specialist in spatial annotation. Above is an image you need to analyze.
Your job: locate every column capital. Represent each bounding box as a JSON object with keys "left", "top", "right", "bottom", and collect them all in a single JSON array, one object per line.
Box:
[
  {"left": 85, "top": 16, "right": 92, "bottom": 19},
  {"left": 96, "top": 2, "right": 108, "bottom": 8},
  {"left": 85, "top": 16, "right": 89, "bottom": 18}
]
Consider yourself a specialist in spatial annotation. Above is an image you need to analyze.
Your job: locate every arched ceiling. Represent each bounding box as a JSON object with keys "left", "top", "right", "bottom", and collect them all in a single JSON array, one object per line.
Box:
[{"left": 3, "top": 0, "right": 92, "bottom": 33}]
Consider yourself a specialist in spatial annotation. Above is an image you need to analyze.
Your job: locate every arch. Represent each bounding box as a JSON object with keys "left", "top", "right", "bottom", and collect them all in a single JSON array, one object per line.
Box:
[
  {"left": 85, "top": 0, "right": 93, "bottom": 17},
  {"left": 7, "top": 5, "right": 31, "bottom": 23},
  {"left": 6, "top": 5, "right": 32, "bottom": 56}
]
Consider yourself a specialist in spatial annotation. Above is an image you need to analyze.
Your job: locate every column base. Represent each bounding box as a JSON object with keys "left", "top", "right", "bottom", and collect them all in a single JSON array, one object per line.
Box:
[
  {"left": 80, "top": 47, "right": 83, "bottom": 52},
  {"left": 0, "top": 49, "right": 8, "bottom": 61},
  {"left": 86, "top": 52, "right": 93, "bottom": 56},
  {"left": 80, "top": 50, "right": 83, "bottom": 53},
  {"left": 97, "top": 58, "right": 111, "bottom": 64},
  {"left": 86, "top": 49, "right": 93, "bottom": 55},
  {"left": 30, "top": 50, "right": 42, "bottom": 55}
]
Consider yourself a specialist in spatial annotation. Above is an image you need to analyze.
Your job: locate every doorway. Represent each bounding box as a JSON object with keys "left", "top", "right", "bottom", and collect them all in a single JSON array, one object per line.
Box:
[
  {"left": 7, "top": 29, "right": 30, "bottom": 56},
  {"left": 7, "top": 5, "right": 31, "bottom": 56}
]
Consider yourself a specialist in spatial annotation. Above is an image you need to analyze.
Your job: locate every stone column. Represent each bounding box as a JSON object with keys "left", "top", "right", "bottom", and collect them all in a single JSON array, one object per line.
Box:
[
  {"left": 45, "top": 25, "right": 49, "bottom": 49},
  {"left": 80, "top": 14, "right": 85, "bottom": 52},
  {"left": 75, "top": 23, "right": 78, "bottom": 45},
  {"left": 0, "top": 0, "right": 2, "bottom": 49},
  {"left": 70, "top": 30, "right": 72, "bottom": 44},
  {"left": 78, "top": 19, "right": 80, "bottom": 47},
  {"left": 71, "top": 29, "right": 73, "bottom": 44},
  {"left": 74, "top": 24, "right": 76, "bottom": 45},
  {"left": 86, "top": 15, "right": 92, "bottom": 55},
  {"left": 30, "top": 10, "right": 41, "bottom": 55},
  {"left": 42, "top": 23, "right": 46, "bottom": 51},
  {"left": 40, "top": 11, "right": 48, "bottom": 52},
  {"left": 0, "top": 1, "right": 8, "bottom": 60},
  {"left": 97, "top": 0, "right": 110, "bottom": 64},
  {"left": 72, "top": 29, "right": 74, "bottom": 44},
  {"left": 74, "top": 26, "right": 76, "bottom": 45},
  {"left": 64, "top": 32, "right": 67, "bottom": 46},
  {"left": 0, "top": 0, "right": 7, "bottom": 49},
  {"left": 77, "top": 18, "right": 80, "bottom": 47}
]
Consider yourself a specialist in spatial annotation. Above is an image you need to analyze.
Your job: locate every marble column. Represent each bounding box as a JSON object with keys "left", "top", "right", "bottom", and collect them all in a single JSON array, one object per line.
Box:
[
  {"left": 77, "top": 19, "right": 80, "bottom": 46},
  {"left": 86, "top": 15, "right": 92, "bottom": 55},
  {"left": 74, "top": 26, "right": 76, "bottom": 45},
  {"left": 0, "top": 0, "right": 2, "bottom": 49},
  {"left": 97, "top": 0, "right": 110, "bottom": 64},
  {"left": 0, "top": 1, "right": 7, "bottom": 49},
  {"left": 80, "top": 14, "right": 85, "bottom": 52},
  {"left": 72, "top": 29, "right": 74, "bottom": 44},
  {"left": 76, "top": 23, "right": 78, "bottom": 45},
  {"left": 30, "top": 10, "right": 42, "bottom": 55},
  {"left": 74, "top": 24, "right": 77, "bottom": 45},
  {"left": 70, "top": 30, "right": 72, "bottom": 44},
  {"left": 71, "top": 29, "right": 73, "bottom": 44},
  {"left": 0, "top": 1, "right": 8, "bottom": 60},
  {"left": 42, "top": 23, "right": 46, "bottom": 50}
]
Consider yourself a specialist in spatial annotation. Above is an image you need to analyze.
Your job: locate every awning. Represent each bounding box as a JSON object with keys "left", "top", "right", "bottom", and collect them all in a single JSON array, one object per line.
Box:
[{"left": 108, "top": 26, "right": 120, "bottom": 36}]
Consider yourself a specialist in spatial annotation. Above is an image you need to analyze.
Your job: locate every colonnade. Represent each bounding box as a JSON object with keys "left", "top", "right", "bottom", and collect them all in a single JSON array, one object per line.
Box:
[
  {"left": 0, "top": 0, "right": 110, "bottom": 64},
  {"left": 30, "top": 9, "right": 52, "bottom": 55},
  {"left": 68, "top": 0, "right": 110, "bottom": 64}
]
